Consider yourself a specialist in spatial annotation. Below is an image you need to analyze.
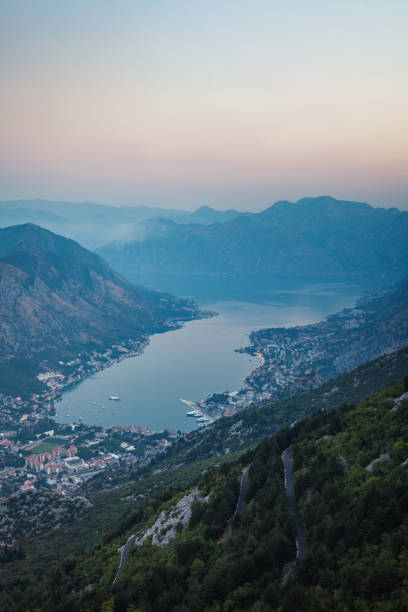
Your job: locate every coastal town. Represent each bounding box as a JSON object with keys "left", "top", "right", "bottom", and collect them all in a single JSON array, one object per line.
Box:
[
  {"left": 190, "top": 291, "right": 399, "bottom": 421},
  {"left": 0, "top": 338, "right": 149, "bottom": 425},
  {"left": 0, "top": 300, "right": 215, "bottom": 429},
  {"left": 0, "top": 288, "right": 398, "bottom": 505},
  {"left": 0, "top": 313, "right": 219, "bottom": 504},
  {"left": 0, "top": 420, "right": 182, "bottom": 500}
]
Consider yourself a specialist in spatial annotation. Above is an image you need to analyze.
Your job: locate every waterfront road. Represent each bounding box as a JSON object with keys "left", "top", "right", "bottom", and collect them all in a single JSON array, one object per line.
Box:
[{"left": 282, "top": 447, "right": 308, "bottom": 559}]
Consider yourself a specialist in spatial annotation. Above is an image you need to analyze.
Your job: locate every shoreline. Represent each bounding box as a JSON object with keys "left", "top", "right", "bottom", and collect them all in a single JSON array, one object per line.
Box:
[
  {"left": 37, "top": 290, "right": 381, "bottom": 430},
  {"left": 48, "top": 309, "right": 217, "bottom": 425},
  {"left": 4, "top": 285, "right": 387, "bottom": 432},
  {"left": 1, "top": 309, "right": 215, "bottom": 429}
]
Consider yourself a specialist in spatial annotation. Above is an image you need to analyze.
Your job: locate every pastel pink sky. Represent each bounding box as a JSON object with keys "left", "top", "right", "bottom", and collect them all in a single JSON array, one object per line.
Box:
[{"left": 1, "top": 1, "right": 407, "bottom": 210}]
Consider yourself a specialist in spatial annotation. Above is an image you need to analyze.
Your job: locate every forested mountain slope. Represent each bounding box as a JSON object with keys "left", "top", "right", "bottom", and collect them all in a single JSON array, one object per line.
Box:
[
  {"left": 0, "top": 223, "right": 200, "bottom": 396},
  {"left": 73, "top": 376, "right": 408, "bottom": 611},
  {"left": 2, "top": 372, "right": 408, "bottom": 611}
]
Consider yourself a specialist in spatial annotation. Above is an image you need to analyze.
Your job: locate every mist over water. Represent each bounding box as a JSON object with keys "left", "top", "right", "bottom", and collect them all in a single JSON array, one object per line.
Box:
[
  {"left": 54, "top": 279, "right": 369, "bottom": 431},
  {"left": 124, "top": 274, "right": 393, "bottom": 306}
]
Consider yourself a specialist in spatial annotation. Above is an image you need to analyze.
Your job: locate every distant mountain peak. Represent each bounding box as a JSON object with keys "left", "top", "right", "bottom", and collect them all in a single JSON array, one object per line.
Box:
[
  {"left": 297, "top": 195, "right": 371, "bottom": 209},
  {"left": 195, "top": 205, "right": 215, "bottom": 212},
  {"left": 260, "top": 196, "right": 376, "bottom": 219}
]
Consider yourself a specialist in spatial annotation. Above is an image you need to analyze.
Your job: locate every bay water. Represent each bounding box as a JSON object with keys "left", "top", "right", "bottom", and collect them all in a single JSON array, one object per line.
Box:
[{"left": 54, "top": 281, "right": 369, "bottom": 431}]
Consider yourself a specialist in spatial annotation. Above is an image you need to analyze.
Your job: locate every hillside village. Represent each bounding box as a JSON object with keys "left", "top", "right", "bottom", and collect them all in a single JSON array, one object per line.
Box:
[{"left": 196, "top": 286, "right": 408, "bottom": 420}]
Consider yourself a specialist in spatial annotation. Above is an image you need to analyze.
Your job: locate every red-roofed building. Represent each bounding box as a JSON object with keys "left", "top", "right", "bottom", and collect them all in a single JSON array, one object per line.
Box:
[
  {"left": 101, "top": 453, "right": 120, "bottom": 466},
  {"left": 44, "top": 462, "right": 63, "bottom": 475},
  {"left": 25, "top": 453, "right": 53, "bottom": 471},
  {"left": 33, "top": 461, "right": 43, "bottom": 473},
  {"left": 0, "top": 439, "right": 13, "bottom": 448},
  {"left": 52, "top": 446, "right": 64, "bottom": 459},
  {"left": 20, "top": 484, "right": 33, "bottom": 492}
]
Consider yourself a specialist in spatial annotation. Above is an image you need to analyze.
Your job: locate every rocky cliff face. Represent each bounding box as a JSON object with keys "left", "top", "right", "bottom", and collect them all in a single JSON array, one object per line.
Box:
[{"left": 0, "top": 223, "right": 200, "bottom": 374}]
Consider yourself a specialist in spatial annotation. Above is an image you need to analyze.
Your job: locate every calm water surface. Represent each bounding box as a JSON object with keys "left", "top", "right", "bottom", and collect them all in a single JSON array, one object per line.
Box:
[{"left": 54, "top": 282, "right": 366, "bottom": 431}]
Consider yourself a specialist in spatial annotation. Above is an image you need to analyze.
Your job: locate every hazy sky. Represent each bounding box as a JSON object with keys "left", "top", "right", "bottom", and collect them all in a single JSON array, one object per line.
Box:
[{"left": 1, "top": 0, "right": 407, "bottom": 210}]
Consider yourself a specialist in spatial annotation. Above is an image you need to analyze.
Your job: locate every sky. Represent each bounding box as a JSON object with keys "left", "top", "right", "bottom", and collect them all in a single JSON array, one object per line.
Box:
[{"left": 1, "top": 0, "right": 407, "bottom": 211}]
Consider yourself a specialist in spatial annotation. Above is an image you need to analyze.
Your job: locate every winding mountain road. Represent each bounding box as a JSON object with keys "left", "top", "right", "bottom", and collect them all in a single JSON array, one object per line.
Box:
[
  {"left": 282, "top": 447, "right": 308, "bottom": 559},
  {"left": 234, "top": 465, "right": 250, "bottom": 519},
  {"left": 112, "top": 534, "right": 135, "bottom": 584}
]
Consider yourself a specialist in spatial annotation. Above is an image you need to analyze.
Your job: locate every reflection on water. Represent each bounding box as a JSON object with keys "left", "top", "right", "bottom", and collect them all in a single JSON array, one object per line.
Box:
[{"left": 54, "top": 280, "right": 371, "bottom": 431}]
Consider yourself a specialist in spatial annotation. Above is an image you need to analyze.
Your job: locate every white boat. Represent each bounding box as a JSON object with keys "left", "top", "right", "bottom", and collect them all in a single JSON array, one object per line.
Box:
[{"left": 108, "top": 396, "right": 120, "bottom": 401}]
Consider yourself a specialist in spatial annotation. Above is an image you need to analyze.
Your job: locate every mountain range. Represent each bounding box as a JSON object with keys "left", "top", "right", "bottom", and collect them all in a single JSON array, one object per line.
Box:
[
  {"left": 3, "top": 197, "right": 407, "bottom": 300},
  {"left": 99, "top": 196, "right": 408, "bottom": 291},
  {"left": 0, "top": 200, "right": 240, "bottom": 250}
]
